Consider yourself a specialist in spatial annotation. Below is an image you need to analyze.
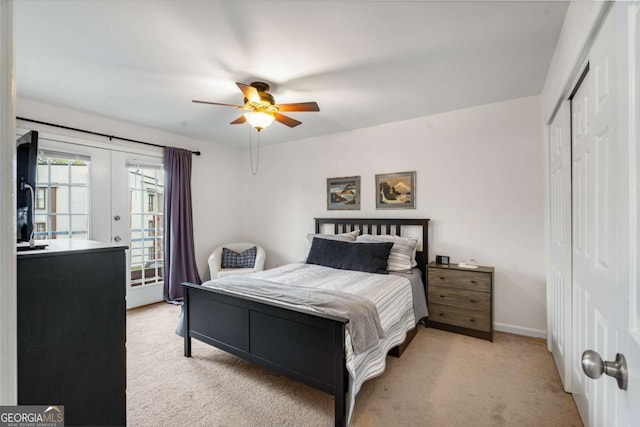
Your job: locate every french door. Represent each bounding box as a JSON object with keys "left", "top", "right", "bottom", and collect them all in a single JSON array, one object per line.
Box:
[
  {"left": 111, "top": 151, "right": 164, "bottom": 309},
  {"left": 29, "top": 132, "right": 164, "bottom": 309}
]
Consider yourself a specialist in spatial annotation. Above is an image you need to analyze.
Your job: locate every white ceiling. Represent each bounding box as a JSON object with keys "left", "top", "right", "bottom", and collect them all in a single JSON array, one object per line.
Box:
[{"left": 15, "top": 0, "right": 568, "bottom": 148}]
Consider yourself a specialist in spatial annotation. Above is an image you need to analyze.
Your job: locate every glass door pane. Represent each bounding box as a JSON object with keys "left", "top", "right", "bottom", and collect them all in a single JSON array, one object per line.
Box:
[
  {"left": 128, "top": 167, "right": 164, "bottom": 288},
  {"left": 35, "top": 154, "right": 90, "bottom": 240}
]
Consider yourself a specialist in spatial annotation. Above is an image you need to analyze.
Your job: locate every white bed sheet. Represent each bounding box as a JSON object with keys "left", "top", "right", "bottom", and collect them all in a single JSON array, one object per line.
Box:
[{"left": 204, "top": 262, "right": 417, "bottom": 424}]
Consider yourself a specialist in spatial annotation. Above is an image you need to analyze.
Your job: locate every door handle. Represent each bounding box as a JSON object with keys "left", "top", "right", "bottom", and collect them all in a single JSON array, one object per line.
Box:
[
  {"left": 581, "top": 350, "right": 628, "bottom": 390},
  {"left": 114, "top": 236, "right": 122, "bottom": 243}
]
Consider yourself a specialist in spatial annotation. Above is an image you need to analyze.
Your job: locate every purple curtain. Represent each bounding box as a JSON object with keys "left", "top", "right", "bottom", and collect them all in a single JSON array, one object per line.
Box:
[{"left": 163, "top": 147, "right": 201, "bottom": 303}]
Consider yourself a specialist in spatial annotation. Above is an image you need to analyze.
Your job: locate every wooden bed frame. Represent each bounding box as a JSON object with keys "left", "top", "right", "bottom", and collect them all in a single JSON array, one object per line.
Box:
[{"left": 182, "top": 217, "right": 430, "bottom": 427}]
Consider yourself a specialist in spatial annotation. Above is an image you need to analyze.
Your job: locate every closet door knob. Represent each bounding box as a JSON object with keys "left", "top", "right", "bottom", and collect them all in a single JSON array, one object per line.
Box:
[{"left": 581, "top": 350, "right": 628, "bottom": 390}]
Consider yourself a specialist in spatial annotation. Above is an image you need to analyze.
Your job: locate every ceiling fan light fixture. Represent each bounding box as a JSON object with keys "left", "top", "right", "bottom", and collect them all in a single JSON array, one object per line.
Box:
[
  {"left": 244, "top": 111, "right": 274, "bottom": 131},
  {"left": 193, "top": 81, "right": 318, "bottom": 132}
]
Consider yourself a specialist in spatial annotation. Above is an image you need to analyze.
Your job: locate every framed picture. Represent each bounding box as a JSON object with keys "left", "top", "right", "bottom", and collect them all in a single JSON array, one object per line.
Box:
[
  {"left": 375, "top": 171, "right": 416, "bottom": 209},
  {"left": 327, "top": 176, "right": 361, "bottom": 210}
]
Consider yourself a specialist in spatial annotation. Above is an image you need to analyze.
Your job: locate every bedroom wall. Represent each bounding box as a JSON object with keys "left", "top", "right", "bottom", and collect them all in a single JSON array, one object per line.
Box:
[
  {"left": 237, "top": 95, "right": 547, "bottom": 336},
  {"left": 15, "top": 95, "right": 548, "bottom": 336},
  {"left": 16, "top": 98, "right": 243, "bottom": 280}
]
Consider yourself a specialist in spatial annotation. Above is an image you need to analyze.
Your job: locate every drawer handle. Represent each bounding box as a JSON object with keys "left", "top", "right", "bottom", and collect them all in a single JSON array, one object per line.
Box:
[
  {"left": 439, "top": 313, "right": 445, "bottom": 317},
  {"left": 469, "top": 299, "right": 476, "bottom": 303},
  {"left": 440, "top": 295, "right": 445, "bottom": 298},
  {"left": 470, "top": 318, "right": 476, "bottom": 323},
  {"left": 470, "top": 280, "right": 477, "bottom": 284},
  {"left": 440, "top": 277, "right": 445, "bottom": 280}
]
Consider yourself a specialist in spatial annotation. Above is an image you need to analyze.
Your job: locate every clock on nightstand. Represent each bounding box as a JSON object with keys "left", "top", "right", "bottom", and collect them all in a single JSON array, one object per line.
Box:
[{"left": 427, "top": 262, "right": 494, "bottom": 341}]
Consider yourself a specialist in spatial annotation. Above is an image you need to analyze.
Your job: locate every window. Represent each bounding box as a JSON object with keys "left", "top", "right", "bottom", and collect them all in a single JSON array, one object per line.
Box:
[
  {"left": 35, "top": 153, "right": 90, "bottom": 240},
  {"left": 129, "top": 167, "right": 164, "bottom": 287}
]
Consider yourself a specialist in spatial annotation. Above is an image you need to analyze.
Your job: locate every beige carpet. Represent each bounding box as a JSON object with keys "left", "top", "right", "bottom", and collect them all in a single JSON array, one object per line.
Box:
[{"left": 126, "top": 303, "right": 582, "bottom": 427}]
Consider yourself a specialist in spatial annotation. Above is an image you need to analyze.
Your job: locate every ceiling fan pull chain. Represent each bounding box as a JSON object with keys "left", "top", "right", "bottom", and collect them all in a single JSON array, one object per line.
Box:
[{"left": 249, "top": 127, "right": 260, "bottom": 176}]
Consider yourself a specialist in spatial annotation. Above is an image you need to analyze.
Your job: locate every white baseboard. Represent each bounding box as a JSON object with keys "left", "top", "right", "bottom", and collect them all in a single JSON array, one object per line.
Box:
[{"left": 494, "top": 322, "right": 547, "bottom": 339}]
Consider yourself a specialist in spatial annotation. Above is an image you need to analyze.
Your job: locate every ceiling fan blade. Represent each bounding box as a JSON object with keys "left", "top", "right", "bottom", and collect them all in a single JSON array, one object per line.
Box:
[
  {"left": 230, "top": 115, "right": 247, "bottom": 125},
  {"left": 192, "top": 100, "right": 245, "bottom": 109},
  {"left": 275, "top": 102, "right": 320, "bottom": 112},
  {"left": 273, "top": 112, "right": 302, "bottom": 128},
  {"left": 236, "top": 82, "right": 260, "bottom": 103}
]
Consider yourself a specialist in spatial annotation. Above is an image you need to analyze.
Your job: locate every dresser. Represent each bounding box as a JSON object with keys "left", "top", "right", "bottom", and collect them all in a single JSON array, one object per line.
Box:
[
  {"left": 427, "top": 262, "right": 494, "bottom": 341},
  {"left": 17, "top": 240, "right": 127, "bottom": 426}
]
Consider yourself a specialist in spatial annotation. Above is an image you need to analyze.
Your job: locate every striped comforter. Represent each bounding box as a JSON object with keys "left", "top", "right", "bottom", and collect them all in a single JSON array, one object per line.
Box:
[{"left": 203, "top": 262, "right": 416, "bottom": 422}]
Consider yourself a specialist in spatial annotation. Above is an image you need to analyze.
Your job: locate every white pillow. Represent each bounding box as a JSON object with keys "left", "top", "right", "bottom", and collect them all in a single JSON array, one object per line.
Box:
[
  {"left": 305, "top": 230, "right": 359, "bottom": 259},
  {"left": 356, "top": 234, "right": 418, "bottom": 272},
  {"left": 306, "top": 229, "right": 359, "bottom": 244}
]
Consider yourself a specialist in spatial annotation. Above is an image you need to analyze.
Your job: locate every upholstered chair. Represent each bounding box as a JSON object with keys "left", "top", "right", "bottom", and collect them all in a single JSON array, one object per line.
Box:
[{"left": 208, "top": 242, "right": 265, "bottom": 279}]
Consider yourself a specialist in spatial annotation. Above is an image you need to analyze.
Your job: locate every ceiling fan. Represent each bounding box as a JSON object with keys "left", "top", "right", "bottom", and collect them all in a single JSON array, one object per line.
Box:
[{"left": 193, "top": 82, "right": 320, "bottom": 131}]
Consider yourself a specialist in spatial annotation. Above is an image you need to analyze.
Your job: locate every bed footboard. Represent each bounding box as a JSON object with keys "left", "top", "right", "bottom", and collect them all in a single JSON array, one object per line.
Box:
[{"left": 183, "top": 282, "right": 348, "bottom": 427}]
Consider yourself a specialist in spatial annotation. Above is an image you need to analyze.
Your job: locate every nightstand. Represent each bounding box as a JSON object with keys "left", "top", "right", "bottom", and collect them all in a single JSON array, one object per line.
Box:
[{"left": 427, "top": 262, "right": 494, "bottom": 341}]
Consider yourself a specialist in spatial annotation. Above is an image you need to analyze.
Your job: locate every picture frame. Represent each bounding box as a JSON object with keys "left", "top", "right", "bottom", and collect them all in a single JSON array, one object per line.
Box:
[
  {"left": 327, "top": 176, "right": 361, "bottom": 210},
  {"left": 436, "top": 255, "right": 450, "bottom": 265},
  {"left": 375, "top": 171, "right": 416, "bottom": 209}
]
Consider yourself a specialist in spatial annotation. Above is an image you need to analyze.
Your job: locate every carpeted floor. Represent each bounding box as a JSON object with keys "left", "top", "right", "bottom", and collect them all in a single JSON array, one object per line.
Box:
[{"left": 126, "top": 303, "right": 583, "bottom": 427}]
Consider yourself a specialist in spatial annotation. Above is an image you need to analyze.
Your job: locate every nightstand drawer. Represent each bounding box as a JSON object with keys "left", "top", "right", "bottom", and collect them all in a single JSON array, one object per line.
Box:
[
  {"left": 429, "top": 303, "right": 491, "bottom": 332},
  {"left": 428, "top": 285, "right": 490, "bottom": 311},
  {"left": 428, "top": 268, "right": 491, "bottom": 292}
]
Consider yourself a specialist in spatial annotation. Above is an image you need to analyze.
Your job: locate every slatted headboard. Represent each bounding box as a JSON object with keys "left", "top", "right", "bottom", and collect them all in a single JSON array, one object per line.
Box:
[{"left": 314, "top": 217, "right": 431, "bottom": 288}]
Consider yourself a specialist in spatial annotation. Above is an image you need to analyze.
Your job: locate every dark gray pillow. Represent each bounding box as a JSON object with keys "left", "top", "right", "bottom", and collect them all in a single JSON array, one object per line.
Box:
[
  {"left": 221, "top": 246, "right": 257, "bottom": 268},
  {"left": 306, "top": 238, "right": 393, "bottom": 274}
]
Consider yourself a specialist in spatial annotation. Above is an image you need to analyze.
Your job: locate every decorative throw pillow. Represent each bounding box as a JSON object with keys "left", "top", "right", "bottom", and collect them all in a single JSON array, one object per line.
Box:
[
  {"left": 221, "top": 246, "right": 257, "bottom": 269},
  {"left": 306, "top": 237, "right": 393, "bottom": 274},
  {"left": 356, "top": 234, "right": 418, "bottom": 272}
]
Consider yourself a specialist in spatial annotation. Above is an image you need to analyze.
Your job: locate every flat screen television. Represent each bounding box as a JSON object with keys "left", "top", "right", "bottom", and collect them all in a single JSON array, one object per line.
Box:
[{"left": 16, "top": 130, "right": 39, "bottom": 243}]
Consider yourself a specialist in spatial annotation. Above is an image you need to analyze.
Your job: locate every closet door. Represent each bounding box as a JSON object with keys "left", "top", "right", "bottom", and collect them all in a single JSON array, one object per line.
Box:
[
  {"left": 569, "top": 65, "right": 591, "bottom": 423},
  {"left": 571, "top": 6, "right": 635, "bottom": 425},
  {"left": 619, "top": 2, "right": 640, "bottom": 424},
  {"left": 548, "top": 100, "right": 572, "bottom": 392}
]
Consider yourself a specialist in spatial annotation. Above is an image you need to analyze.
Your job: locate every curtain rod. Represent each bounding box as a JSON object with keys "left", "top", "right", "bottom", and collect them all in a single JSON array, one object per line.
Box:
[{"left": 16, "top": 116, "right": 201, "bottom": 156}]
